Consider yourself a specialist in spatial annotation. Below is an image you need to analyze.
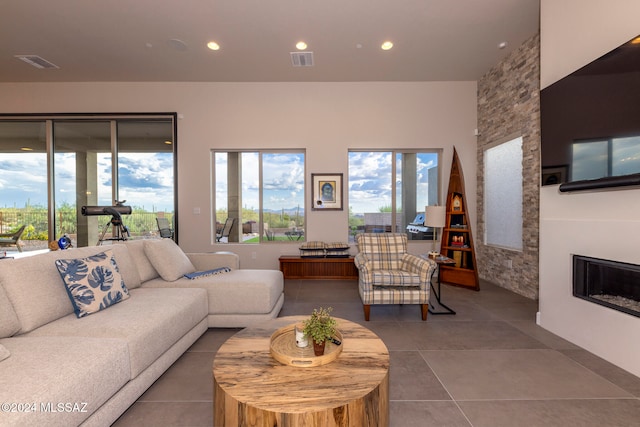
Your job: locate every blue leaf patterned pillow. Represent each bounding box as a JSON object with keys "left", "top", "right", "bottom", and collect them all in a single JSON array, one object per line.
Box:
[{"left": 55, "top": 250, "right": 130, "bottom": 318}]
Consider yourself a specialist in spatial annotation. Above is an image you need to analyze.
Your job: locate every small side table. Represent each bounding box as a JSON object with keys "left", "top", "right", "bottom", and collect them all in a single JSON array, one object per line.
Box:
[{"left": 423, "top": 254, "right": 457, "bottom": 315}]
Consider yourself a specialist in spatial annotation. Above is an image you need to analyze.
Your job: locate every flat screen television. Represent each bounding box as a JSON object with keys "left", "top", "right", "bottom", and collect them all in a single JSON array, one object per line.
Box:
[{"left": 540, "top": 34, "right": 640, "bottom": 190}]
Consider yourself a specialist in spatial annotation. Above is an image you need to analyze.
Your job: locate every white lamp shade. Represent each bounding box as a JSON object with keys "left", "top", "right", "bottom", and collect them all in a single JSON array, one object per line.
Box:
[{"left": 424, "top": 205, "right": 446, "bottom": 228}]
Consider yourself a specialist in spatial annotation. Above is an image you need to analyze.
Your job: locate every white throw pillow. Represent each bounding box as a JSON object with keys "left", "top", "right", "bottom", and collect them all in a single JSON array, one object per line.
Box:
[
  {"left": 0, "top": 343, "right": 10, "bottom": 362},
  {"left": 143, "top": 239, "right": 196, "bottom": 282},
  {"left": 55, "top": 250, "right": 130, "bottom": 318}
]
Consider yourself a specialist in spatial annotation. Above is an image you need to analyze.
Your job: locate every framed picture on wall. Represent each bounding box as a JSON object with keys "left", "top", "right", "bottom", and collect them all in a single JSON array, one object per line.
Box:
[{"left": 311, "top": 173, "right": 343, "bottom": 211}]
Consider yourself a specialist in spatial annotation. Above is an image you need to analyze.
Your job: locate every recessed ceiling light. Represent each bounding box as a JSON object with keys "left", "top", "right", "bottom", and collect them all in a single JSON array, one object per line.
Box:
[
  {"left": 381, "top": 41, "right": 393, "bottom": 51},
  {"left": 207, "top": 41, "right": 220, "bottom": 51},
  {"left": 296, "top": 41, "right": 308, "bottom": 50},
  {"left": 20, "top": 147, "right": 33, "bottom": 151},
  {"left": 498, "top": 41, "right": 508, "bottom": 49},
  {"left": 164, "top": 140, "right": 173, "bottom": 145}
]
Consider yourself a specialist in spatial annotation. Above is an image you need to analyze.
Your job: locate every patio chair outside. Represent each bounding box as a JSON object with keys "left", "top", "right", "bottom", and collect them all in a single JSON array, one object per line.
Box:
[
  {"left": 0, "top": 225, "right": 26, "bottom": 252},
  {"left": 216, "top": 218, "right": 235, "bottom": 242},
  {"left": 156, "top": 217, "right": 174, "bottom": 239}
]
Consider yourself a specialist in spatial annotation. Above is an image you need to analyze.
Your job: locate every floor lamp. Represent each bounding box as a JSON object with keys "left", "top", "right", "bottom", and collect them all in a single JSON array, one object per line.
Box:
[{"left": 425, "top": 205, "right": 446, "bottom": 256}]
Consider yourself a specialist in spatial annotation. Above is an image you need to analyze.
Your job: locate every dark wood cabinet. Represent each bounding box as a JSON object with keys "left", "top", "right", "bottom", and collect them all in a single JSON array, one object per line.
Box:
[{"left": 279, "top": 256, "right": 359, "bottom": 280}]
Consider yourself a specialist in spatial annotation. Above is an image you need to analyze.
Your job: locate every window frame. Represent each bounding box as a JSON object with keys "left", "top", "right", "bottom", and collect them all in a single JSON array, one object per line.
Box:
[
  {"left": 211, "top": 149, "right": 306, "bottom": 244},
  {"left": 0, "top": 113, "right": 177, "bottom": 247},
  {"left": 347, "top": 149, "right": 441, "bottom": 241}
]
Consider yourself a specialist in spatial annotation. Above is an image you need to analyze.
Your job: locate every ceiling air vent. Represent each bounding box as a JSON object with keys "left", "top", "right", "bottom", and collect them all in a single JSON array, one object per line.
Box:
[
  {"left": 14, "top": 55, "right": 60, "bottom": 69},
  {"left": 290, "top": 52, "right": 314, "bottom": 67}
]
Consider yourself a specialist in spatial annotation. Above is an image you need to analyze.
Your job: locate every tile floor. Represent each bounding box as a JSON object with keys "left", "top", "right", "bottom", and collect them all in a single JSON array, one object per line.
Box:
[{"left": 113, "top": 279, "right": 640, "bottom": 426}]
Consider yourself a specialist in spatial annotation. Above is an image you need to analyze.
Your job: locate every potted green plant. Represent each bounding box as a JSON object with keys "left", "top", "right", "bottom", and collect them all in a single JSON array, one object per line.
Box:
[{"left": 302, "top": 307, "right": 337, "bottom": 356}]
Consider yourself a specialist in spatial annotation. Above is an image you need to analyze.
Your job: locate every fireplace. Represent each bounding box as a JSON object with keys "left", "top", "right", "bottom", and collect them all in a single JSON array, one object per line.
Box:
[{"left": 573, "top": 255, "right": 640, "bottom": 318}]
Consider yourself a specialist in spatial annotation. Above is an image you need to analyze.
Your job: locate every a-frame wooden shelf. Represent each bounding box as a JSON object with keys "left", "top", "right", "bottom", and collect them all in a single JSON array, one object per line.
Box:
[{"left": 439, "top": 148, "right": 480, "bottom": 291}]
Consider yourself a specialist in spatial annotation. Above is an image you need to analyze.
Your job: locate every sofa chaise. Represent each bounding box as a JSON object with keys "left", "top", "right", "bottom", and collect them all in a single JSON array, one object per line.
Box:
[{"left": 0, "top": 239, "right": 284, "bottom": 426}]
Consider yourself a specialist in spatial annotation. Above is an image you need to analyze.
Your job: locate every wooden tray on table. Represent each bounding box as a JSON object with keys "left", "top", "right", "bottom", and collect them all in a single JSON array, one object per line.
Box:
[{"left": 269, "top": 323, "right": 343, "bottom": 368}]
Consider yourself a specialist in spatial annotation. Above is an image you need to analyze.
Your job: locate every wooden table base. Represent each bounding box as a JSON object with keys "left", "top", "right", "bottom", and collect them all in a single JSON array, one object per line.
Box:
[{"left": 213, "top": 316, "right": 389, "bottom": 426}]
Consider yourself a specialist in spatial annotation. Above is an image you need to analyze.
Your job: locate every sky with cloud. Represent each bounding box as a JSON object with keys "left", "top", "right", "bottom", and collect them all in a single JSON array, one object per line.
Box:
[
  {"left": 214, "top": 151, "right": 437, "bottom": 215},
  {"left": 1, "top": 150, "right": 438, "bottom": 216},
  {"left": 0, "top": 152, "right": 174, "bottom": 212}
]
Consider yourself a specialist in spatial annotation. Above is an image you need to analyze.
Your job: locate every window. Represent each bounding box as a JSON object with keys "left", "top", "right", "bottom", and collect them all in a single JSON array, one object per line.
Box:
[
  {"left": 213, "top": 150, "right": 305, "bottom": 243},
  {"left": 484, "top": 137, "right": 523, "bottom": 250},
  {"left": 0, "top": 115, "right": 176, "bottom": 251},
  {"left": 348, "top": 150, "right": 440, "bottom": 242}
]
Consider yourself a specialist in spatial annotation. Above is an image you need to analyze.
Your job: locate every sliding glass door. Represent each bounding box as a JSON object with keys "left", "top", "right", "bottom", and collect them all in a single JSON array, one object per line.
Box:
[
  {"left": 0, "top": 121, "right": 48, "bottom": 250},
  {"left": 0, "top": 114, "right": 176, "bottom": 251}
]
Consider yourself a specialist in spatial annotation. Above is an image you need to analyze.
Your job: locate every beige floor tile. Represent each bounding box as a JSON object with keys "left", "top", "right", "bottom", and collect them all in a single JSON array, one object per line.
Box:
[
  {"left": 187, "top": 328, "right": 240, "bottom": 353},
  {"left": 139, "top": 352, "right": 215, "bottom": 402},
  {"left": 389, "top": 350, "right": 451, "bottom": 400},
  {"left": 509, "top": 320, "right": 583, "bottom": 350},
  {"left": 458, "top": 399, "right": 640, "bottom": 427},
  {"left": 411, "top": 320, "right": 548, "bottom": 350},
  {"left": 423, "top": 349, "right": 633, "bottom": 400},
  {"left": 113, "top": 402, "right": 212, "bottom": 427},
  {"left": 561, "top": 349, "right": 640, "bottom": 397},
  {"left": 390, "top": 401, "right": 471, "bottom": 427}
]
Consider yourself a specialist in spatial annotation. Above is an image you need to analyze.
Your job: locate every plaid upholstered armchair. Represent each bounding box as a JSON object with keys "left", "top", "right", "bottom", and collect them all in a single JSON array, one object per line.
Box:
[{"left": 354, "top": 233, "right": 436, "bottom": 321}]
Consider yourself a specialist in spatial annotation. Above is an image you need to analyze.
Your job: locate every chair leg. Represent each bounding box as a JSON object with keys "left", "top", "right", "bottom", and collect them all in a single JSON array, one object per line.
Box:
[
  {"left": 421, "top": 304, "right": 428, "bottom": 321},
  {"left": 363, "top": 304, "right": 371, "bottom": 321}
]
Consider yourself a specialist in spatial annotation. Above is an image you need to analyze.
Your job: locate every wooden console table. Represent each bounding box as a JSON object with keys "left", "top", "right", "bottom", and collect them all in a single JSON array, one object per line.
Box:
[
  {"left": 213, "top": 316, "right": 389, "bottom": 426},
  {"left": 279, "top": 256, "right": 358, "bottom": 280}
]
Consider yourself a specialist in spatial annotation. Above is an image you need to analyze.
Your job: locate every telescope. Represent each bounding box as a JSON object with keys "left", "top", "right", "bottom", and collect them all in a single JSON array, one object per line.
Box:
[
  {"left": 81, "top": 202, "right": 132, "bottom": 245},
  {"left": 81, "top": 205, "right": 132, "bottom": 216}
]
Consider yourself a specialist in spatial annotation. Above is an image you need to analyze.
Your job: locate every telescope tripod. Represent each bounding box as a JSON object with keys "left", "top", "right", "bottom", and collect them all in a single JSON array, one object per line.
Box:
[{"left": 97, "top": 216, "right": 130, "bottom": 245}]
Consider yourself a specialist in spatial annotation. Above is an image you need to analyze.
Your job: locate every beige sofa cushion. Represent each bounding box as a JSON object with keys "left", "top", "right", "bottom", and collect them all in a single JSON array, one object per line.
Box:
[
  {"left": 0, "top": 336, "right": 130, "bottom": 427},
  {"left": 143, "top": 239, "right": 195, "bottom": 281},
  {"left": 0, "top": 343, "right": 9, "bottom": 361},
  {"left": 0, "top": 284, "right": 20, "bottom": 338},
  {"left": 0, "top": 245, "right": 140, "bottom": 334},
  {"left": 142, "top": 269, "right": 284, "bottom": 315},
  {"left": 26, "top": 287, "right": 207, "bottom": 378},
  {"left": 121, "top": 239, "right": 159, "bottom": 283}
]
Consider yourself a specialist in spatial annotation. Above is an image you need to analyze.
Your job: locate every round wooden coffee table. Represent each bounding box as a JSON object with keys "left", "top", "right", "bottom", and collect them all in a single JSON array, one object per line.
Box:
[{"left": 213, "top": 316, "right": 389, "bottom": 426}]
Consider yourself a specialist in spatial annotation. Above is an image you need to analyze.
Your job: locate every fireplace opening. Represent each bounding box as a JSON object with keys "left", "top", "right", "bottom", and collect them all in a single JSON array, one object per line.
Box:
[{"left": 573, "top": 255, "right": 640, "bottom": 318}]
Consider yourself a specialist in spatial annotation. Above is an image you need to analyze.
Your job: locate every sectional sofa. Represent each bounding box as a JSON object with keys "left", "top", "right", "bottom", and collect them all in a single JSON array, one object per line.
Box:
[{"left": 0, "top": 239, "right": 284, "bottom": 426}]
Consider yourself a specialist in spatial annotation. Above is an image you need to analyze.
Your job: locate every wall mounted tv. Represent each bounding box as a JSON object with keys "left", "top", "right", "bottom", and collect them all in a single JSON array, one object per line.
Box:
[{"left": 540, "top": 34, "right": 640, "bottom": 190}]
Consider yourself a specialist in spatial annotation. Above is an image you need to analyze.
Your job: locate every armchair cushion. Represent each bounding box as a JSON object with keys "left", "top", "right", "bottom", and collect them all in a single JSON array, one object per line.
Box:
[{"left": 371, "top": 270, "right": 421, "bottom": 286}]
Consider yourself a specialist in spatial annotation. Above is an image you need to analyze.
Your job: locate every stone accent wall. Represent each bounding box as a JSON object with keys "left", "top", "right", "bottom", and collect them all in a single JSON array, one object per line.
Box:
[{"left": 477, "top": 33, "right": 540, "bottom": 300}]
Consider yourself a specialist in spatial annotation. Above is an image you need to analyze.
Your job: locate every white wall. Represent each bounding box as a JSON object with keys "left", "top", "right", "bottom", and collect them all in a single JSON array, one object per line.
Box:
[
  {"left": 0, "top": 81, "right": 478, "bottom": 269},
  {"left": 540, "top": 0, "right": 640, "bottom": 377}
]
